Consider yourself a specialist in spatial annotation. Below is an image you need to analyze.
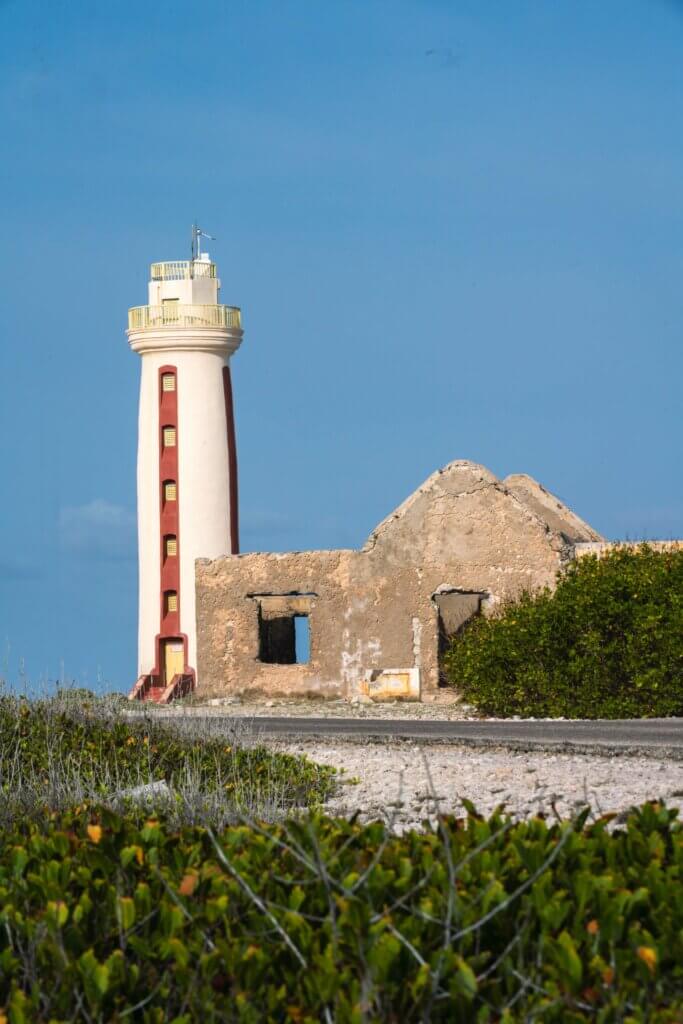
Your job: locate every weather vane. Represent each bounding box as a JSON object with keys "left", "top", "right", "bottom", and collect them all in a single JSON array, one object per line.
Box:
[{"left": 191, "top": 222, "right": 215, "bottom": 261}]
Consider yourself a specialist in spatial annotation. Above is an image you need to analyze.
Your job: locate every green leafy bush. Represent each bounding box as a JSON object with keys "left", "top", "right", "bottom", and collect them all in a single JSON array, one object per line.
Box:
[
  {"left": 1, "top": 802, "right": 683, "bottom": 1021},
  {"left": 445, "top": 545, "right": 683, "bottom": 718},
  {"left": 0, "top": 697, "right": 334, "bottom": 825}
]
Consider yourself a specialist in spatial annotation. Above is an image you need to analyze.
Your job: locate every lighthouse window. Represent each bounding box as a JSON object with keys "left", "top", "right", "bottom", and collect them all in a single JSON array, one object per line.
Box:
[
  {"left": 165, "top": 536, "right": 177, "bottom": 558},
  {"left": 163, "top": 426, "right": 177, "bottom": 447},
  {"left": 161, "top": 373, "right": 176, "bottom": 392},
  {"left": 165, "top": 592, "right": 178, "bottom": 614},
  {"left": 164, "top": 481, "right": 177, "bottom": 502}
]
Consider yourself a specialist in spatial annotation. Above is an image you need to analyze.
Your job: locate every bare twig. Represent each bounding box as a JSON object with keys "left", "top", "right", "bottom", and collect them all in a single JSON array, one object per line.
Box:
[
  {"left": 205, "top": 826, "right": 308, "bottom": 969},
  {"left": 450, "top": 821, "right": 577, "bottom": 943}
]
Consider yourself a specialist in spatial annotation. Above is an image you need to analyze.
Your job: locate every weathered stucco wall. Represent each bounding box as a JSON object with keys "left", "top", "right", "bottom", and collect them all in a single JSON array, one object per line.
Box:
[{"left": 195, "top": 460, "right": 604, "bottom": 700}]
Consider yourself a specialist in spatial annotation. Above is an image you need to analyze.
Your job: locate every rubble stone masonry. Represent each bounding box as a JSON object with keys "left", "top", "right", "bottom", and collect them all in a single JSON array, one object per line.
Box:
[{"left": 195, "top": 460, "right": 604, "bottom": 701}]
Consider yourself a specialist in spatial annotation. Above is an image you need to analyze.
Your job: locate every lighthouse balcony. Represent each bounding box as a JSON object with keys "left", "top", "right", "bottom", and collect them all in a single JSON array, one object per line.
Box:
[{"left": 128, "top": 303, "right": 241, "bottom": 331}]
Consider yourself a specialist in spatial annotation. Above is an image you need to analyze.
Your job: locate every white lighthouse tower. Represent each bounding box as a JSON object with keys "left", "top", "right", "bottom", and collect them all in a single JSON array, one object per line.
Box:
[{"left": 127, "top": 228, "right": 243, "bottom": 702}]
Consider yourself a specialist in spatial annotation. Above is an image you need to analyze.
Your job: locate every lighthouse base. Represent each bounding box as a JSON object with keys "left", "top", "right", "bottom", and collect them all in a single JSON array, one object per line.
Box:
[{"left": 128, "top": 671, "right": 194, "bottom": 704}]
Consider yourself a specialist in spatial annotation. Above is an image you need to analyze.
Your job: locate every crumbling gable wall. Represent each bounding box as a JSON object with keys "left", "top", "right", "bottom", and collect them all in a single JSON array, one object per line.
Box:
[
  {"left": 503, "top": 474, "right": 603, "bottom": 544},
  {"left": 195, "top": 460, "right": 604, "bottom": 700}
]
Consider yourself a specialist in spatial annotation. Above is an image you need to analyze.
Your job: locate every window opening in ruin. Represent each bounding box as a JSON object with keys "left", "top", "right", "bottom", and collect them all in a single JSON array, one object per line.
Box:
[
  {"left": 258, "top": 614, "right": 310, "bottom": 665},
  {"left": 255, "top": 599, "right": 314, "bottom": 666},
  {"left": 253, "top": 594, "right": 315, "bottom": 665}
]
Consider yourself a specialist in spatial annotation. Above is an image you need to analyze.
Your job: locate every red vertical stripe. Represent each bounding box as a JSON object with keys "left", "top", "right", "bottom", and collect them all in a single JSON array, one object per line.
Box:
[{"left": 157, "top": 365, "right": 185, "bottom": 668}]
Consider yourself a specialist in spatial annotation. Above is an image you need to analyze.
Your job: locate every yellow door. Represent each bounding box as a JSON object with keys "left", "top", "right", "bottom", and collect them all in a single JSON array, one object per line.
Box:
[{"left": 163, "top": 640, "right": 184, "bottom": 685}]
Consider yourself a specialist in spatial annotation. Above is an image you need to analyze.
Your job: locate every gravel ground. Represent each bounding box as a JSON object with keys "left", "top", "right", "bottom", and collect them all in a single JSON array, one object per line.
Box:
[
  {"left": 276, "top": 740, "right": 683, "bottom": 831},
  {"left": 160, "top": 695, "right": 479, "bottom": 721}
]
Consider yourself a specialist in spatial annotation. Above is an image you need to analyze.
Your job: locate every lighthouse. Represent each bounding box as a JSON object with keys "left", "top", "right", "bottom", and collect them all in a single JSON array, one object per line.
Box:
[{"left": 127, "top": 229, "right": 243, "bottom": 702}]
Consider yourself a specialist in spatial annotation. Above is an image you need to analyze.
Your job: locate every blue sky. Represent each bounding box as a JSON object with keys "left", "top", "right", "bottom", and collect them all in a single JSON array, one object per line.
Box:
[{"left": 1, "top": 0, "right": 681, "bottom": 692}]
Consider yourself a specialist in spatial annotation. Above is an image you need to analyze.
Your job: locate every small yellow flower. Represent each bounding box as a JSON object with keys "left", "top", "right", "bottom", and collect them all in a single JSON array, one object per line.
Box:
[
  {"left": 87, "top": 825, "right": 102, "bottom": 844},
  {"left": 637, "top": 946, "right": 657, "bottom": 974}
]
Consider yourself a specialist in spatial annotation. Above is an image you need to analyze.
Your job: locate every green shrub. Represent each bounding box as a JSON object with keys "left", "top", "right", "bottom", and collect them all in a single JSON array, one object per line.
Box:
[
  {"left": 445, "top": 545, "right": 683, "bottom": 718},
  {"left": 0, "top": 697, "right": 335, "bottom": 826},
  {"left": 1, "top": 802, "right": 683, "bottom": 1021}
]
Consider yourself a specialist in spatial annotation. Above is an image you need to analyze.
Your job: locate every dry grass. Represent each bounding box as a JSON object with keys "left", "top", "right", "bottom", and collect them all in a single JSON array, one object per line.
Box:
[{"left": 0, "top": 690, "right": 336, "bottom": 830}]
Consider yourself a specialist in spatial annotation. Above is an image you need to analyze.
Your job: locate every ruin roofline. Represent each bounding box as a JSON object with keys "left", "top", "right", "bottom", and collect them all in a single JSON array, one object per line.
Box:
[
  {"left": 196, "top": 458, "right": 603, "bottom": 570},
  {"left": 196, "top": 549, "right": 358, "bottom": 567},
  {"left": 361, "top": 458, "right": 604, "bottom": 554}
]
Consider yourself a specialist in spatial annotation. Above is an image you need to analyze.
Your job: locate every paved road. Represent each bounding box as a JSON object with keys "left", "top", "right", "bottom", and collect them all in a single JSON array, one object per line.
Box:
[{"left": 170, "top": 715, "right": 683, "bottom": 756}]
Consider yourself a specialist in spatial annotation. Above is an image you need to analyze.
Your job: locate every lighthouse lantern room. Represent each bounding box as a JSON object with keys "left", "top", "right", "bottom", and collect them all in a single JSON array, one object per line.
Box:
[{"left": 127, "top": 229, "right": 243, "bottom": 703}]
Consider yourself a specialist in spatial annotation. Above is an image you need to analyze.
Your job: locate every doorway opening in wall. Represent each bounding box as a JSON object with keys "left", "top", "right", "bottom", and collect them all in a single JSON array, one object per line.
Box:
[{"left": 433, "top": 590, "right": 487, "bottom": 686}]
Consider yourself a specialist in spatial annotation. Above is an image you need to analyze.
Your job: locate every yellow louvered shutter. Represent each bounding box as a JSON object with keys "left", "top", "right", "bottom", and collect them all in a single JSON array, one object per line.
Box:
[
  {"left": 166, "top": 592, "right": 178, "bottom": 614},
  {"left": 164, "top": 482, "right": 177, "bottom": 502},
  {"left": 163, "top": 426, "right": 176, "bottom": 447},
  {"left": 162, "top": 373, "right": 176, "bottom": 392},
  {"left": 165, "top": 537, "right": 177, "bottom": 557}
]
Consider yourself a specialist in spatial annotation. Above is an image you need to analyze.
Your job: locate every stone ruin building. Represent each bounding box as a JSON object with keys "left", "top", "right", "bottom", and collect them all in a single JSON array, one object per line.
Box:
[{"left": 195, "top": 459, "right": 604, "bottom": 702}]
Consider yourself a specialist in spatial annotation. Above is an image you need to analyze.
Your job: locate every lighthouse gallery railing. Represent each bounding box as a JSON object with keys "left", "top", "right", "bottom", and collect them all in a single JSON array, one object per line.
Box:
[
  {"left": 128, "top": 304, "right": 242, "bottom": 331},
  {"left": 150, "top": 261, "right": 216, "bottom": 281}
]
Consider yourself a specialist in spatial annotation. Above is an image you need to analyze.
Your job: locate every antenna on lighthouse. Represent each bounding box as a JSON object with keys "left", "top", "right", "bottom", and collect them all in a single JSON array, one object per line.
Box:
[{"left": 191, "top": 223, "right": 216, "bottom": 262}]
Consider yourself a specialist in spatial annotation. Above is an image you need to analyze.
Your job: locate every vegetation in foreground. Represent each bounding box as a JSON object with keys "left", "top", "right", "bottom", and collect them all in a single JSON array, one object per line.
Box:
[
  {"left": 0, "top": 695, "right": 335, "bottom": 828},
  {"left": 445, "top": 545, "right": 683, "bottom": 718},
  {"left": 2, "top": 679, "right": 682, "bottom": 1020},
  {"left": 1, "top": 801, "right": 682, "bottom": 1022}
]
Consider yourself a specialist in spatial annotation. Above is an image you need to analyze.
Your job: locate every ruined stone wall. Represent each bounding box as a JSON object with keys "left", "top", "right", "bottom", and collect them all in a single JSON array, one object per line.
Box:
[
  {"left": 195, "top": 550, "right": 352, "bottom": 699},
  {"left": 195, "top": 461, "right": 597, "bottom": 700}
]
